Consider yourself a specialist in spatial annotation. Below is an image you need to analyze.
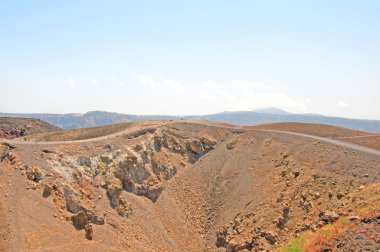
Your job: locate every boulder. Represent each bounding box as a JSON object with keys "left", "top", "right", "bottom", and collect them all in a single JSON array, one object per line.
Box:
[
  {"left": 216, "top": 225, "right": 230, "bottom": 248},
  {"left": 64, "top": 188, "right": 82, "bottom": 213},
  {"left": 105, "top": 177, "right": 123, "bottom": 207},
  {"left": 146, "top": 182, "right": 164, "bottom": 202},
  {"left": 42, "top": 149, "right": 57, "bottom": 154},
  {"left": 0, "top": 145, "right": 10, "bottom": 162},
  {"left": 99, "top": 155, "right": 112, "bottom": 164},
  {"left": 71, "top": 211, "right": 88, "bottom": 230},
  {"left": 86, "top": 210, "right": 105, "bottom": 225},
  {"left": 42, "top": 184, "right": 53, "bottom": 198},
  {"left": 348, "top": 216, "right": 360, "bottom": 221},
  {"left": 72, "top": 170, "right": 83, "bottom": 185},
  {"left": 261, "top": 231, "right": 277, "bottom": 245},
  {"left": 26, "top": 167, "right": 44, "bottom": 182},
  {"left": 201, "top": 138, "right": 216, "bottom": 151},
  {"left": 115, "top": 155, "right": 148, "bottom": 193},
  {"left": 85, "top": 223, "right": 93, "bottom": 240},
  {"left": 116, "top": 198, "right": 132, "bottom": 217},
  {"left": 319, "top": 210, "right": 339, "bottom": 223},
  {"left": 77, "top": 156, "right": 91, "bottom": 167},
  {"left": 188, "top": 139, "right": 205, "bottom": 155},
  {"left": 227, "top": 140, "right": 238, "bottom": 150},
  {"left": 164, "top": 165, "right": 177, "bottom": 180}
]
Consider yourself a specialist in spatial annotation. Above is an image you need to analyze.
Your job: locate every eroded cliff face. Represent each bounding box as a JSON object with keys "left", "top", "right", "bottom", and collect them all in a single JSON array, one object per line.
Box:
[{"left": 14, "top": 128, "right": 217, "bottom": 240}]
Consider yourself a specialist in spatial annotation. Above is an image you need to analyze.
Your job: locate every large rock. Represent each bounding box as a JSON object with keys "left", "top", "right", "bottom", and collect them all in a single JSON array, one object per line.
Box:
[
  {"left": 115, "top": 154, "right": 164, "bottom": 202},
  {"left": 201, "top": 138, "right": 216, "bottom": 151},
  {"left": 64, "top": 188, "right": 82, "bottom": 213},
  {"left": 146, "top": 182, "right": 164, "bottom": 202},
  {"left": 115, "top": 155, "right": 148, "bottom": 193},
  {"left": 42, "top": 184, "right": 53, "bottom": 198},
  {"left": 85, "top": 224, "right": 93, "bottom": 240},
  {"left": 154, "top": 133, "right": 187, "bottom": 154},
  {"left": 261, "top": 231, "right": 277, "bottom": 245},
  {"left": 0, "top": 145, "right": 10, "bottom": 162},
  {"left": 319, "top": 210, "right": 339, "bottom": 223},
  {"left": 26, "top": 167, "right": 44, "bottom": 182},
  {"left": 151, "top": 158, "right": 177, "bottom": 180},
  {"left": 188, "top": 139, "right": 205, "bottom": 155},
  {"left": 71, "top": 211, "right": 88, "bottom": 230},
  {"left": 99, "top": 155, "right": 112, "bottom": 164},
  {"left": 116, "top": 198, "right": 132, "bottom": 217},
  {"left": 77, "top": 156, "right": 91, "bottom": 167},
  {"left": 227, "top": 140, "right": 238, "bottom": 150},
  {"left": 105, "top": 177, "right": 123, "bottom": 207},
  {"left": 86, "top": 210, "right": 105, "bottom": 225}
]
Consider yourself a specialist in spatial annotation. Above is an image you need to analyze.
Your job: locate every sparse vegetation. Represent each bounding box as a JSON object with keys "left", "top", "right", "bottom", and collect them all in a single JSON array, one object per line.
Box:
[
  {"left": 24, "top": 236, "right": 32, "bottom": 249},
  {"left": 280, "top": 206, "right": 379, "bottom": 252}
]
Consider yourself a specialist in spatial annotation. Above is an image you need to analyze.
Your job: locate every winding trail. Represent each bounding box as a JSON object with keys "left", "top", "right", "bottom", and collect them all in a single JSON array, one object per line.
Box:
[
  {"left": 335, "top": 135, "right": 379, "bottom": 139},
  {"left": 255, "top": 129, "right": 380, "bottom": 157},
  {"left": 2, "top": 120, "right": 380, "bottom": 158},
  {"left": 0, "top": 121, "right": 164, "bottom": 145}
]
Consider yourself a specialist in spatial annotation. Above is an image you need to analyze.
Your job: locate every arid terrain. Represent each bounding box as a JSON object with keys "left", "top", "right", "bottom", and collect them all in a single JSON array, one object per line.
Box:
[
  {"left": 0, "top": 118, "right": 61, "bottom": 140},
  {"left": 1, "top": 120, "right": 380, "bottom": 251},
  {"left": 251, "top": 122, "right": 380, "bottom": 151}
]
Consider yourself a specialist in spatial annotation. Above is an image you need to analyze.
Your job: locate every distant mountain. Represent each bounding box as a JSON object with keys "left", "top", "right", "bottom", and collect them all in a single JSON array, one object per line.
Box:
[
  {"left": 252, "top": 107, "right": 290, "bottom": 115},
  {"left": 200, "top": 111, "right": 380, "bottom": 133},
  {"left": 1, "top": 108, "right": 380, "bottom": 133},
  {"left": 0, "top": 111, "right": 177, "bottom": 130}
]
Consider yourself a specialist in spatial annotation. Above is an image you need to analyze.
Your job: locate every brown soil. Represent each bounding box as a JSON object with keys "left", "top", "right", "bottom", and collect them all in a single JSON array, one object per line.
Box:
[
  {"left": 251, "top": 122, "right": 380, "bottom": 151},
  {"left": 1, "top": 120, "right": 379, "bottom": 251},
  {"left": 23, "top": 122, "right": 134, "bottom": 142},
  {"left": 0, "top": 117, "right": 61, "bottom": 140},
  {"left": 342, "top": 135, "right": 380, "bottom": 151},
  {"left": 332, "top": 211, "right": 380, "bottom": 252},
  {"left": 249, "top": 122, "right": 376, "bottom": 138}
]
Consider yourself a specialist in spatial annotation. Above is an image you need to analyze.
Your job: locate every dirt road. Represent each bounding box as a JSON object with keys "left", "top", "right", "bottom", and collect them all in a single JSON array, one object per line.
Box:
[
  {"left": 257, "top": 129, "right": 380, "bottom": 157},
  {"left": 2, "top": 121, "right": 380, "bottom": 157}
]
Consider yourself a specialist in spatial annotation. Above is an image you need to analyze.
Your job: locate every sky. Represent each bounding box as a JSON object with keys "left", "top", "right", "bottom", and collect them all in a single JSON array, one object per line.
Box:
[{"left": 0, "top": 0, "right": 379, "bottom": 119}]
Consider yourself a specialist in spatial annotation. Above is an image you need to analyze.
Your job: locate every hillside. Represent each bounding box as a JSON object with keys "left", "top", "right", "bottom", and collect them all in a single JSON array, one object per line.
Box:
[
  {"left": 201, "top": 111, "right": 380, "bottom": 134},
  {"left": 0, "top": 117, "right": 61, "bottom": 140},
  {"left": 1, "top": 121, "right": 379, "bottom": 251},
  {"left": 23, "top": 122, "right": 134, "bottom": 142},
  {"left": 2, "top": 109, "right": 380, "bottom": 133},
  {"left": 0, "top": 112, "right": 177, "bottom": 130},
  {"left": 252, "top": 122, "right": 380, "bottom": 151},
  {"left": 249, "top": 122, "right": 377, "bottom": 138}
]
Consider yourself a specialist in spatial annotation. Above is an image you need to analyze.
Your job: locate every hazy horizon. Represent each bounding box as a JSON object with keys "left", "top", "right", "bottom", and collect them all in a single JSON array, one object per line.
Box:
[{"left": 1, "top": 1, "right": 379, "bottom": 120}]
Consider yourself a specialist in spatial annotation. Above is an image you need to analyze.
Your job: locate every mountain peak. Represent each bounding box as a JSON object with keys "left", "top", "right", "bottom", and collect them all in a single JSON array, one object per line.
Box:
[{"left": 253, "top": 107, "right": 290, "bottom": 115}]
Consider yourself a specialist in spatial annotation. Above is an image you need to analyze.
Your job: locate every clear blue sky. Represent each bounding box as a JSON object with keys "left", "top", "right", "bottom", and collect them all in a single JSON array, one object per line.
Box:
[{"left": 1, "top": 0, "right": 379, "bottom": 119}]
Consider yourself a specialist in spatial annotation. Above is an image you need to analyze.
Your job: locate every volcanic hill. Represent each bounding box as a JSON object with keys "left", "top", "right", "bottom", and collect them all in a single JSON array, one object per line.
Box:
[{"left": 0, "top": 120, "right": 379, "bottom": 251}]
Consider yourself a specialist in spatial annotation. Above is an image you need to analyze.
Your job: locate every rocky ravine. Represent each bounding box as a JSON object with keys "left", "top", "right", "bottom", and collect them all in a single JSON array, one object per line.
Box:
[{"left": 1, "top": 121, "right": 380, "bottom": 251}]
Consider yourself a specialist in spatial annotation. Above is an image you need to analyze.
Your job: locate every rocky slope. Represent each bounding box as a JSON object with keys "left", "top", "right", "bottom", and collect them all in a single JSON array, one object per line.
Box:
[
  {"left": 0, "top": 117, "right": 61, "bottom": 140},
  {"left": 0, "top": 121, "right": 379, "bottom": 251}
]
